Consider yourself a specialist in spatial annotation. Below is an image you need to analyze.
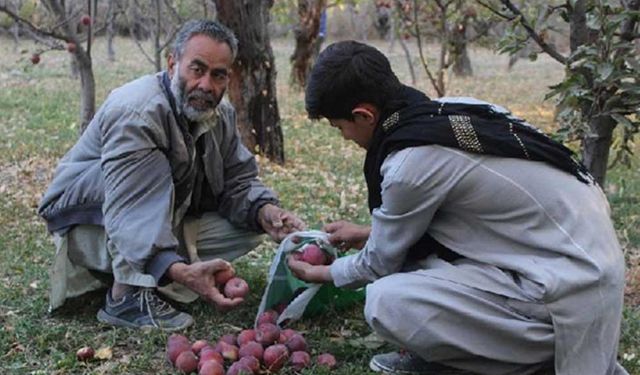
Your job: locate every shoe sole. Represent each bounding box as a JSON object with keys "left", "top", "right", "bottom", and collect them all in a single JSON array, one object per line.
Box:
[
  {"left": 97, "top": 309, "right": 193, "bottom": 332},
  {"left": 369, "top": 357, "right": 472, "bottom": 375}
]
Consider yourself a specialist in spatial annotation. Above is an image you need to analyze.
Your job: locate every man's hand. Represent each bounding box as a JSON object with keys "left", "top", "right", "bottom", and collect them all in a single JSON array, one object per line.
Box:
[
  {"left": 167, "top": 260, "right": 243, "bottom": 310},
  {"left": 287, "top": 256, "right": 333, "bottom": 283},
  {"left": 258, "top": 203, "right": 306, "bottom": 242},
  {"left": 323, "top": 220, "right": 370, "bottom": 251}
]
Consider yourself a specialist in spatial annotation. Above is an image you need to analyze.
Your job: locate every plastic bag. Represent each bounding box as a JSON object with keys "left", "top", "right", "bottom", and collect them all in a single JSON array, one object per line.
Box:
[{"left": 255, "top": 230, "right": 365, "bottom": 327}]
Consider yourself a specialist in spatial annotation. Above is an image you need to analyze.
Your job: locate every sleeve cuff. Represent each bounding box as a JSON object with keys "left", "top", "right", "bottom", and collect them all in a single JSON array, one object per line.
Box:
[
  {"left": 147, "top": 250, "right": 186, "bottom": 286},
  {"left": 330, "top": 254, "right": 366, "bottom": 289}
]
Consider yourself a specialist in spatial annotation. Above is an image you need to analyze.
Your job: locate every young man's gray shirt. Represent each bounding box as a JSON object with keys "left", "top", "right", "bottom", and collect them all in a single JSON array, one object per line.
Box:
[{"left": 38, "top": 73, "right": 278, "bottom": 283}]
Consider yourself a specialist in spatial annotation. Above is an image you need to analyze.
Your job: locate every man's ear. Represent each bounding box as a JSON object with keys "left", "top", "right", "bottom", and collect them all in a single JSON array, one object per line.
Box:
[
  {"left": 167, "top": 54, "right": 176, "bottom": 78},
  {"left": 352, "top": 103, "right": 379, "bottom": 126}
]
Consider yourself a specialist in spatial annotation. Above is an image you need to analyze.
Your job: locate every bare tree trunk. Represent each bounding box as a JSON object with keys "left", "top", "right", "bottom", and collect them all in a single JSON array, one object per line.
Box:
[
  {"left": 450, "top": 10, "right": 473, "bottom": 77},
  {"left": 153, "top": 0, "right": 162, "bottom": 71},
  {"left": 47, "top": 0, "right": 96, "bottom": 132},
  {"left": 582, "top": 116, "right": 616, "bottom": 186},
  {"left": 106, "top": 0, "right": 117, "bottom": 62},
  {"left": 290, "top": 0, "right": 326, "bottom": 88},
  {"left": 215, "top": 0, "right": 285, "bottom": 164}
]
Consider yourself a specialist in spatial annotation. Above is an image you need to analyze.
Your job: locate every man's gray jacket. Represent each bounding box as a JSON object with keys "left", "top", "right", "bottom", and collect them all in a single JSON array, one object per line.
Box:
[{"left": 38, "top": 72, "right": 278, "bottom": 283}]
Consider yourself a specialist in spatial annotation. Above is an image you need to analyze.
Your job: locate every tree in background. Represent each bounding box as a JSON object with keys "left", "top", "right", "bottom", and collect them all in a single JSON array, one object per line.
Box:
[
  {"left": 215, "top": 0, "right": 285, "bottom": 164},
  {"left": 480, "top": 0, "right": 640, "bottom": 185},
  {"left": 0, "top": 0, "right": 97, "bottom": 133},
  {"left": 290, "top": 0, "right": 327, "bottom": 88}
]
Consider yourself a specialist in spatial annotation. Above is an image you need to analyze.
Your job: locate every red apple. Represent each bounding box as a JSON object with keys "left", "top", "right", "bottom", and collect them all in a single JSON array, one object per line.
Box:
[
  {"left": 80, "top": 15, "right": 92, "bottom": 25},
  {"left": 278, "top": 332, "right": 287, "bottom": 344},
  {"left": 30, "top": 54, "right": 40, "bottom": 65},
  {"left": 192, "top": 339, "right": 209, "bottom": 355},
  {"left": 236, "top": 329, "right": 256, "bottom": 346},
  {"left": 76, "top": 346, "right": 94, "bottom": 361},
  {"left": 215, "top": 268, "right": 235, "bottom": 285},
  {"left": 169, "top": 334, "right": 190, "bottom": 346},
  {"left": 263, "top": 344, "right": 290, "bottom": 372},
  {"left": 285, "top": 334, "right": 307, "bottom": 353},
  {"left": 167, "top": 341, "right": 192, "bottom": 364},
  {"left": 215, "top": 341, "right": 238, "bottom": 362},
  {"left": 227, "top": 361, "right": 254, "bottom": 375},
  {"left": 281, "top": 329, "right": 298, "bottom": 341},
  {"left": 224, "top": 277, "right": 249, "bottom": 298},
  {"left": 316, "top": 353, "right": 337, "bottom": 369},
  {"left": 198, "top": 349, "right": 223, "bottom": 371},
  {"left": 239, "top": 355, "right": 260, "bottom": 373},
  {"left": 301, "top": 244, "right": 328, "bottom": 265},
  {"left": 66, "top": 42, "right": 77, "bottom": 53},
  {"left": 256, "top": 323, "right": 281, "bottom": 346},
  {"left": 175, "top": 350, "right": 198, "bottom": 373},
  {"left": 198, "top": 360, "right": 225, "bottom": 375},
  {"left": 220, "top": 334, "right": 237, "bottom": 346},
  {"left": 257, "top": 309, "right": 279, "bottom": 325},
  {"left": 239, "top": 341, "right": 264, "bottom": 361},
  {"left": 290, "top": 351, "right": 311, "bottom": 371}
]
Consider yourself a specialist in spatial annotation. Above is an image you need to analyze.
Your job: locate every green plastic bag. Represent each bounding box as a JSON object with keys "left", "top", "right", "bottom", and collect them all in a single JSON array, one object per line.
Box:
[{"left": 256, "top": 231, "right": 365, "bottom": 326}]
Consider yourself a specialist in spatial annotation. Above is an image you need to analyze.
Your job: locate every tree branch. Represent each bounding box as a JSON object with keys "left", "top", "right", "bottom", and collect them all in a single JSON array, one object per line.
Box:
[
  {"left": 0, "top": 4, "right": 68, "bottom": 41},
  {"left": 499, "top": 0, "right": 567, "bottom": 64},
  {"left": 474, "top": 0, "right": 516, "bottom": 21}
]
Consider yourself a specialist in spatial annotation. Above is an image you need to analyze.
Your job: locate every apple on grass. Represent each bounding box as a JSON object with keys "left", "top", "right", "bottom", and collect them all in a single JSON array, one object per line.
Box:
[
  {"left": 316, "top": 353, "right": 338, "bottom": 369},
  {"left": 290, "top": 351, "right": 311, "bottom": 371},
  {"left": 256, "top": 323, "right": 281, "bottom": 346},
  {"left": 76, "top": 346, "right": 94, "bottom": 361},
  {"left": 175, "top": 350, "right": 198, "bottom": 373},
  {"left": 263, "top": 344, "right": 290, "bottom": 372},
  {"left": 198, "top": 360, "right": 224, "bottom": 375}
]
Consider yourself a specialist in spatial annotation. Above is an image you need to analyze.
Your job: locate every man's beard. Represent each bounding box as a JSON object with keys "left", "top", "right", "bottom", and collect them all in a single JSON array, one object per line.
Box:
[{"left": 170, "top": 63, "right": 221, "bottom": 123}]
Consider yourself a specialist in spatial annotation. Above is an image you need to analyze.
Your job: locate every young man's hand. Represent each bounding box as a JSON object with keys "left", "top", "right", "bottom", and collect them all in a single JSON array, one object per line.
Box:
[
  {"left": 323, "top": 220, "right": 370, "bottom": 251},
  {"left": 258, "top": 203, "right": 306, "bottom": 242},
  {"left": 287, "top": 256, "right": 333, "bottom": 283},
  {"left": 167, "top": 260, "right": 243, "bottom": 310}
]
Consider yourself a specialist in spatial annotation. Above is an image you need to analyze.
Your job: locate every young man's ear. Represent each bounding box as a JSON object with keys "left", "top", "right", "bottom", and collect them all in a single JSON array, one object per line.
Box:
[{"left": 352, "top": 104, "right": 379, "bottom": 126}]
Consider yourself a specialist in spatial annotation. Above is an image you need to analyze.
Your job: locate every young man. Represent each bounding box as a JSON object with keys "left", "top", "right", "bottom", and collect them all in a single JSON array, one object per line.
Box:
[
  {"left": 39, "top": 20, "right": 305, "bottom": 331},
  {"left": 288, "top": 41, "right": 627, "bottom": 375}
]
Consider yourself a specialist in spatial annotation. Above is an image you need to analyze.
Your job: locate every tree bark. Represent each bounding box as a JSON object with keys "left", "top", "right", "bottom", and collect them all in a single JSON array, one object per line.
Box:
[
  {"left": 45, "top": 0, "right": 96, "bottom": 133},
  {"left": 290, "top": 0, "right": 326, "bottom": 88},
  {"left": 450, "top": 12, "right": 473, "bottom": 77},
  {"left": 153, "top": 0, "right": 162, "bottom": 72},
  {"left": 106, "top": 0, "right": 116, "bottom": 62},
  {"left": 215, "top": 0, "right": 285, "bottom": 164},
  {"left": 570, "top": 0, "right": 611, "bottom": 186},
  {"left": 582, "top": 116, "right": 616, "bottom": 186}
]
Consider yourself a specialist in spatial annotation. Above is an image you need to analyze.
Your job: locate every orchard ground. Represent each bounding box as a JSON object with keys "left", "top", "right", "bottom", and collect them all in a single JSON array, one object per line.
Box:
[{"left": 0, "top": 36, "right": 638, "bottom": 374}]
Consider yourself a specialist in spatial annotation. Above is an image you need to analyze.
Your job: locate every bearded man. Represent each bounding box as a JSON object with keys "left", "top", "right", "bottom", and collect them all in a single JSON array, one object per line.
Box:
[{"left": 38, "top": 20, "right": 304, "bottom": 331}]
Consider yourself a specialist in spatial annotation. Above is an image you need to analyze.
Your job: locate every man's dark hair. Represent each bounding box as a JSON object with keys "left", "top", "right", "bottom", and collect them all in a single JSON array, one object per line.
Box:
[
  {"left": 305, "top": 41, "right": 402, "bottom": 120},
  {"left": 172, "top": 20, "right": 238, "bottom": 61}
]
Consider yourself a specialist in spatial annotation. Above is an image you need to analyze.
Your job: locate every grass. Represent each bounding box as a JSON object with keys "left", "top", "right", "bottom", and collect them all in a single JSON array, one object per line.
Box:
[{"left": 0, "top": 36, "right": 638, "bottom": 374}]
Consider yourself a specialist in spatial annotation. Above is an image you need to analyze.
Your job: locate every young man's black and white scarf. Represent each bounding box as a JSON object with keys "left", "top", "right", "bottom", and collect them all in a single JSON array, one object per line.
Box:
[{"left": 363, "top": 85, "right": 592, "bottom": 261}]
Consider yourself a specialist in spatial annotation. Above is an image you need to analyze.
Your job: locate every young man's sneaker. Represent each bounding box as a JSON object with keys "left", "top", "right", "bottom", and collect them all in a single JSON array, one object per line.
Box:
[
  {"left": 97, "top": 288, "right": 193, "bottom": 331},
  {"left": 369, "top": 351, "right": 472, "bottom": 375}
]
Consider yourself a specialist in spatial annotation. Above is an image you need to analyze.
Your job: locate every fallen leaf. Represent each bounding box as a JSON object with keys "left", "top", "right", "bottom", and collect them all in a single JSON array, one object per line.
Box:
[{"left": 94, "top": 346, "right": 112, "bottom": 360}]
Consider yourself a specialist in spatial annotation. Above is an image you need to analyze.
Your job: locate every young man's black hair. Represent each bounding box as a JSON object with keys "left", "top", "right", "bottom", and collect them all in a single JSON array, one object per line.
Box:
[{"left": 305, "top": 41, "right": 402, "bottom": 120}]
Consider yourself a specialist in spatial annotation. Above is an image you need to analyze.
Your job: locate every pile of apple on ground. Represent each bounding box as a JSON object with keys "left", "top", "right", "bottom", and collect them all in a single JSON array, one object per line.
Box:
[{"left": 166, "top": 309, "right": 337, "bottom": 374}]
